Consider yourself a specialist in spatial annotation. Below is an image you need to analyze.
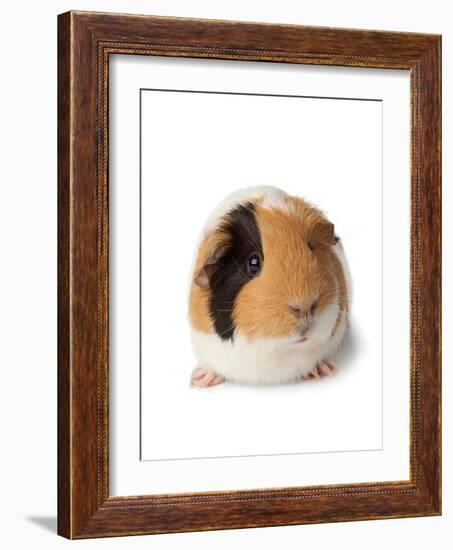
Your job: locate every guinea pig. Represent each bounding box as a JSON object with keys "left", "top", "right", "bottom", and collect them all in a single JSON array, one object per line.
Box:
[{"left": 188, "top": 186, "right": 351, "bottom": 388}]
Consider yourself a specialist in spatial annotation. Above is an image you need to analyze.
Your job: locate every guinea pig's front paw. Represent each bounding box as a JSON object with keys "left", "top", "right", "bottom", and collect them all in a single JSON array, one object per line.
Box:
[
  {"left": 304, "top": 360, "right": 337, "bottom": 380},
  {"left": 190, "top": 367, "right": 225, "bottom": 388}
]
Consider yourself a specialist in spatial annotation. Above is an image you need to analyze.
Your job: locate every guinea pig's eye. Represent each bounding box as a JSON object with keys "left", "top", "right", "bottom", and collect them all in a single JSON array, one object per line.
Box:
[{"left": 247, "top": 253, "right": 261, "bottom": 277}]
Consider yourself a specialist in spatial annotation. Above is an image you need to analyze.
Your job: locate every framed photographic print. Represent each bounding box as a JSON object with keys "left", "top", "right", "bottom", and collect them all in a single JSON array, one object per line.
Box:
[{"left": 58, "top": 11, "right": 441, "bottom": 539}]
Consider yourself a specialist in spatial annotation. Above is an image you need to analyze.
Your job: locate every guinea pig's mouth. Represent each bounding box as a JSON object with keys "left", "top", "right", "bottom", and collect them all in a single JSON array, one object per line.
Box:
[
  {"left": 292, "top": 328, "right": 311, "bottom": 344},
  {"left": 293, "top": 335, "right": 308, "bottom": 344}
]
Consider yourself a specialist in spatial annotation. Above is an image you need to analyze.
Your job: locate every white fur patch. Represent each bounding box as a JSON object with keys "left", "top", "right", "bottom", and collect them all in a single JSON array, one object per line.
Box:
[
  {"left": 190, "top": 300, "right": 346, "bottom": 385},
  {"left": 203, "top": 185, "right": 289, "bottom": 234}
]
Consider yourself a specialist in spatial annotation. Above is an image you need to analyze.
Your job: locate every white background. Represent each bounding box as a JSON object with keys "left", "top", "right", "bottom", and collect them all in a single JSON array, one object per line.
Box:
[
  {"left": 111, "top": 56, "right": 410, "bottom": 495},
  {"left": 140, "top": 83, "right": 385, "bottom": 462},
  {"left": 0, "top": 0, "right": 450, "bottom": 548}
]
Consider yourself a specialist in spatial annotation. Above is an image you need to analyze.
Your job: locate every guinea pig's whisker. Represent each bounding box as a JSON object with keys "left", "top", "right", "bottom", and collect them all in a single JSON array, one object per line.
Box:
[
  {"left": 232, "top": 256, "right": 252, "bottom": 280},
  {"left": 217, "top": 325, "right": 238, "bottom": 338},
  {"left": 241, "top": 227, "right": 262, "bottom": 253},
  {"left": 318, "top": 270, "right": 348, "bottom": 289},
  {"left": 317, "top": 285, "right": 347, "bottom": 302},
  {"left": 319, "top": 281, "right": 348, "bottom": 294},
  {"left": 322, "top": 266, "right": 342, "bottom": 282}
]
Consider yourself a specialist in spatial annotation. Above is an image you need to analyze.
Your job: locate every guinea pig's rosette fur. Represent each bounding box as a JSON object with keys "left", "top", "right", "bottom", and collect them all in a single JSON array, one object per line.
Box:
[{"left": 188, "top": 186, "right": 351, "bottom": 387}]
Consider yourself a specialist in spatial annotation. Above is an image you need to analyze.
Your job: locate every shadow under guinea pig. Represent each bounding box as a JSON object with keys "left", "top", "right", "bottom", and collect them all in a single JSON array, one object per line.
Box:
[{"left": 331, "top": 319, "right": 360, "bottom": 374}]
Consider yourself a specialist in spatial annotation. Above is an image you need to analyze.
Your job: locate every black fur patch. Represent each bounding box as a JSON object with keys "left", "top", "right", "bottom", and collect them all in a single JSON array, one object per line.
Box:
[{"left": 209, "top": 202, "right": 263, "bottom": 340}]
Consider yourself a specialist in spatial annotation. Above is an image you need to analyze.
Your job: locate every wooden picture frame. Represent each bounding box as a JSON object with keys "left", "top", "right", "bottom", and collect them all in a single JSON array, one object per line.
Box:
[{"left": 58, "top": 10, "right": 441, "bottom": 539}]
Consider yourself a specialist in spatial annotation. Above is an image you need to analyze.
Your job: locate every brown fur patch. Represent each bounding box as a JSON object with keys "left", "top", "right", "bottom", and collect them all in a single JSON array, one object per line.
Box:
[
  {"left": 232, "top": 196, "right": 346, "bottom": 340},
  {"left": 329, "top": 244, "right": 349, "bottom": 337}
]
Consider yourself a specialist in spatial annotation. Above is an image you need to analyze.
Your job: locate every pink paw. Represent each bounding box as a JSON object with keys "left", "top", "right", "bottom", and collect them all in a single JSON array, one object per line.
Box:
[
  {"left": 304, "top": 359, "right": 337, "bottom": 380},
  {"left": 190, "top": 367, "right": 225, "bottom": 388}
]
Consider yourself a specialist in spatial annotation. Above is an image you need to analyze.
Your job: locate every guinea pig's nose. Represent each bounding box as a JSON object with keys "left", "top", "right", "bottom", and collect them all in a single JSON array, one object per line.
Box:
[
  {"left": 289, "top": 300, "right": 318, "bottom": 319},
  {"left": 289, "top": 305, "right": 304, "bottom": 319}
]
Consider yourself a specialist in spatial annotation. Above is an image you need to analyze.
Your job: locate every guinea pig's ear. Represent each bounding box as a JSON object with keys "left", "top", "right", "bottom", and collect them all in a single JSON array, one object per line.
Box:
[
  {"left": 309, "top": 221, "right": 337, "bottom": 249},
  {"left": 194, "top": 229, "right": 231, "bottom": 289},
  {"left": 194, "top": 258, "right": 218, "bottom": 289}
]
